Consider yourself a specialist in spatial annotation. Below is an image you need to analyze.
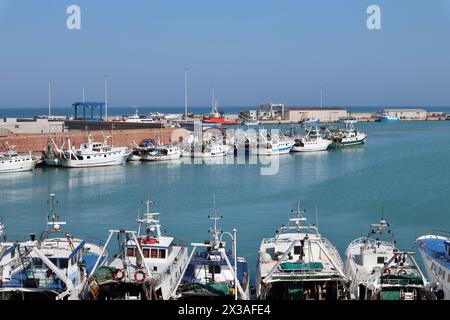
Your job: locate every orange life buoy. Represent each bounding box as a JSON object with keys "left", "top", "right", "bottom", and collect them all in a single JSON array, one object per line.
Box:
[
  {"left": 382, "top": 268, "right": 391, "bottom": 276},
  {"left": 397, "top": 269, "right": 407, "bottom": 276},
  {"left": 113, "top": 269, "right": 126, "bottom": 281},
  {"left": 134, "top": 270, "right": 146, "bottom": 283}
]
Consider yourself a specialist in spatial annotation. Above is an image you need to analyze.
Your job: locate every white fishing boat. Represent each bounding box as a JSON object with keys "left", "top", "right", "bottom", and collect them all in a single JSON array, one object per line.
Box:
[
  {"left": 416, "top": 231, "right": 450, "bottom": 300},
  {"left": 243, "top": 120, "right": 261, "bottom": 126},
  {"left": 176, "top": 212, "right": 250, "bottom": 300},
  {"left": 141, "top": 142, "right": 181, "bottom": 162},
  {"left": 56, "top": 135, "right": 132, "bottom": 168},
  {"left": 290, "top": 126, "right": 332, "bottom": 152},
  {"left": 326, "top": 121, "right": 367, "bottom": 148},
  {"left": 300, "top": 118, "right": 320, "bottom": 125},
  {"left": 252, "top": 132, "right": 294, "bottom": 155},
  {"left": 256, "top": 204, "right": 349, "bottom": 300},
  {"left": 191, "top": 142, "right": 229, "bottom": 158},
  {"left": 0, "top": 143, "right": 36, "bottom": 173},
  {"left": 88, "top": 200, "right": 189, "bottom": 300},
  {"left": 0, "top": 194, "right": 107, "bottom": 300},
  {"left": 344, "top": 218, "right": 435, "bottom": 300}
]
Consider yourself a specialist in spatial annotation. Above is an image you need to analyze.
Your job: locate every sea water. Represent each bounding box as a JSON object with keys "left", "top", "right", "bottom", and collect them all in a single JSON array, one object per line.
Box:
[{"left": 1, "top": 118, "right": 450, "bottom": 282}]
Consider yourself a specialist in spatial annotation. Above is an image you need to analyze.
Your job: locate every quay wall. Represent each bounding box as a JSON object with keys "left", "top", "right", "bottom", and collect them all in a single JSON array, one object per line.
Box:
[{"left": 0, "top": 128, "right": 186, "bottom": 154}]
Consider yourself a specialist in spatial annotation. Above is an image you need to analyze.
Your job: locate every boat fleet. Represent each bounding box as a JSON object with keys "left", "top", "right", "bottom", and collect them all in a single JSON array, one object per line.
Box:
[
  {"left": 0, "top": 195, "right": 448, "bottom": 301},
  {"left": 0, "top": 121, "right": 368, "bottom": 174}
]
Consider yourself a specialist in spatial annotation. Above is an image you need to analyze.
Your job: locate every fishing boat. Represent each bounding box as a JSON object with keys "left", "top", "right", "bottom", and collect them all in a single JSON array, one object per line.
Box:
[
  {"left": 242, "top": 120, "right": 261, "bottom": 126},
  {"left": 202, "top": 88, "right": 239, "bottom": 126},
  {"left": 256, "top": 204, "right": 349, "bottom": 300},
  {"left": 88, "top": 200, "right": 189, "bottom": 300},
  {"left": 0, "top": 143, "right": 36, "bottom": 173},
  {"left": 290, "top": 126, "right": 332, "bottom": 152},
  {"left": 416, "top": 231, "right": 450, "bottom": 300},
  {"left": 326, "top": 121, "right": 366, "bottom": 148},
  {"left": 377, "top": 113, "right": 400, "bottom": 122},
  {"left": 344, "top": 218, "right": 435, "bottom": 300},
  {"left": 251, "top": 132, "right": 294, "bottom": 155},
  {"left": 140, "top": 139, "right": 181, "bottom": 162},
  {"left": 191, "top": 141, "right": 229, "bottom": 158},
  {"left": 56, "top": 135, "right": 132, "bottom": 168},
  {"left": 300, "top": 118, "right": 320, "bottom": 125},
  {"left": 0, "top": 194, "right": 107, "bottom": 300},
  {"left": 176, "top": 214, "right": 250, "bottom": 300}
]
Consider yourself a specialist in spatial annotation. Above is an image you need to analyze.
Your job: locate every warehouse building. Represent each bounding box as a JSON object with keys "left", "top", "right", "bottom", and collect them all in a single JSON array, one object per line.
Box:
[
  {"left": 0, "top": 118, "right": 65, "bottom": 135},
  {"left": 276, "top": 106, "right": 348, "bottom": 122}
]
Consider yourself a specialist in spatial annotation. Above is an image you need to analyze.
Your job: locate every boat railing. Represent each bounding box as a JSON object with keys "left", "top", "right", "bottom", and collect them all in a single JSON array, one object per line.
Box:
[{"left": 321, "top": 237, "right": 344, "bottom": 267}]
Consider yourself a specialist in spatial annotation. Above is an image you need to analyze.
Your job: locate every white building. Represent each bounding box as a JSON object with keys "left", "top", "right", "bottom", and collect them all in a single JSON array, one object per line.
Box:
[{"left": 0, "top": 118, "right": 65, "bottom": 135}]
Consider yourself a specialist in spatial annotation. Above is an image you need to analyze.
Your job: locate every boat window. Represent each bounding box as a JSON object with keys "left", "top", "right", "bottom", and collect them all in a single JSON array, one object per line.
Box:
[
  {"left": 48, "top": 257, "right": 57, "bottom": 265},
  {"left": 158, "top": 249, "right": 166, "bottom": 259},
  {"left": 59, "top": 259, "right": 68, "bottom": 269},
  {"left": 32, "top": 258, "right": 44, "bottom": 267},
  {"left": 208, "top": 265, "right": 221, "bottom": 274},
  {"left": 151, "top": 249, "right": 158, "bottom": 258},
  {"left": 87, "top": 156, "right": 90, "bottom": 159},
  {"left": 143, "top": 248, "right": 149, "bottom": 258},
  {"left": 377, "top": 257, "right": 385, "bottom": 264},
  {"left": 127, "top": 247, "right": 135, "bottom": 257}
]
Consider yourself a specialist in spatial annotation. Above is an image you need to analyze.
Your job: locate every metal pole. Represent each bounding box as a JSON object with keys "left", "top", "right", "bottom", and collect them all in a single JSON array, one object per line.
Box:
[
  {"left": 104, "top": 75, "right": 109, "bottom": 122},
  {"left": 48, "top": 80, "right": 52, "bottom": 117},
  {"left": 233, "top": 228, "right": 238, "bottom": 300},
  {"left": 184, "top": 67, "right": 188, "bottom": 122},
  {"left": 82, "top": 83, "right": 85, "bottom": 103},
  {"left": 89, "top": 231, "right": 114, "bottom": 277}
]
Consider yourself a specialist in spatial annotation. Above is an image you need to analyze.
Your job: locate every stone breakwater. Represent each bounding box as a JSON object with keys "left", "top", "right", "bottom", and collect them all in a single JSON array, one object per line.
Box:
[{"left": 0, "top": 128, "right": 185, "bottom": 154}]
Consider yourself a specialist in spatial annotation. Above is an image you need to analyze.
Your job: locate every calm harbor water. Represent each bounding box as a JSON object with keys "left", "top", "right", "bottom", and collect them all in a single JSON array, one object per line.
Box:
[{"left": 1, "top": 120, "right": 450, "bottom": 281}]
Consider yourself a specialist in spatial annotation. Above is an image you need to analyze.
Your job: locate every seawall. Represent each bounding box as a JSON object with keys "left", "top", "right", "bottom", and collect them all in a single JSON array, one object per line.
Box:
[{"left": 0, "top": 128, "right": 185, "bottom": 153}]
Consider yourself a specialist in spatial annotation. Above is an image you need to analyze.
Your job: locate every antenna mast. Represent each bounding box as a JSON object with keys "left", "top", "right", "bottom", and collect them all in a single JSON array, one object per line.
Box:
[{"left": 184, "top": 67, "right": 188, "bottom": 122}]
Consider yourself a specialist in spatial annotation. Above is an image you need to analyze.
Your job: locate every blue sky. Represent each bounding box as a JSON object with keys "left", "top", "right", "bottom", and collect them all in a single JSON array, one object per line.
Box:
[{"left": 1, "top": 0, "right": 450, "bottom": 108}]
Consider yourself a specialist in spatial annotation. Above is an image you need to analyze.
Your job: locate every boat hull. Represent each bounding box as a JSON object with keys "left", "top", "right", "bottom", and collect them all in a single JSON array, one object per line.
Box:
[
  {"left": 291, "top": 140, "right": 332, "bottom": 152},
  {"left": 60, "top": 152, "right": 131, "bottom": 168},
  {"left": 0, "top": 159, "right": 36, "bottom": 173}
]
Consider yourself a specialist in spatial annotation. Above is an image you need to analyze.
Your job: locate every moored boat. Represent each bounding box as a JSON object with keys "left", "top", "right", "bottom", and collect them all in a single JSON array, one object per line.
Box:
[
  {"left": 176, "top": 214, "right": 250, "bottom": 300},
  {"left": 87, "top": 199, "right": 189, "bottom": 300},
  {"left": 57, "top": 135, "right": 132, "bottom": 168},
  {"left": 326, "top": 121, "right": 366, "bottom": 148},
  {"left": 290, "top": 126, "right": 332, "bottom": 152},
  {"left": 416, "top": 231, "right": 450, "bottom": 300},
  {"left": 0, "top": 143, "right": 36, "bottom": 173},
  {"left": 0, "top": 194, "right": 107, "bottom": 300},
  {"left": 344, "top": 218, "right": 435, "bottom": 300},
  {"left": 256, "top": 203, "right": 349, "bottom": 300},
  {"left": 251, "top": 132, "right": 294, "bottom": 156},
  {"left": 377, "top": 113, "right": 400, "bottom": 122}
]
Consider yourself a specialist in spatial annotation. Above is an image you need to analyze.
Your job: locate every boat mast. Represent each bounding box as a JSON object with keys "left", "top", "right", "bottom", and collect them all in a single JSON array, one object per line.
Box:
[
  {"left": 320, "top": 88, "right": 323, "bottom": 109},
  {"left": 211, "top": 86, "right": 215, "bottom": 114},
  {"left": 184, "top": 67, "right": 188, "bottom": 123},
  {"left": 81, "top": 83, "right": 85, "bottom": 103},
  {"left": 104, "top": 74, "right": 109, "bottom": 122},
  {"left": 48, "top": 80, "right": 52, "bottom": 118}
]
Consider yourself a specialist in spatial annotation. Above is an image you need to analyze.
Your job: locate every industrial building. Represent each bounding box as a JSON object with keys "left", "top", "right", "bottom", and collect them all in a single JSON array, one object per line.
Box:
[
  {"left": 239, "top": 104, "right": 348, "bottom": 122},
  {"left": 0, "top": 118, "right": 65, "bottom": 135},
  {"left": 280, "top": 107, "right": 348, "bottom": 122}
]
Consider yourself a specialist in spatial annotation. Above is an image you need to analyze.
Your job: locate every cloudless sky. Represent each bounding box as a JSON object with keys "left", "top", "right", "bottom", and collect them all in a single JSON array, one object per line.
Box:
[{"left": 1, "top": 0, "right": 450, "bottom": 108}]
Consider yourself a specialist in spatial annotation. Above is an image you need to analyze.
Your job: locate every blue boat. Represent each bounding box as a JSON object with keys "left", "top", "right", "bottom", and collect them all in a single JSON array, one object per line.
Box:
[
  {"left": 416, "top": 232, "right": 450, "bottom": 300},
  {"left": 377, "top": 113, "right": 400, "bottom": 122}
]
